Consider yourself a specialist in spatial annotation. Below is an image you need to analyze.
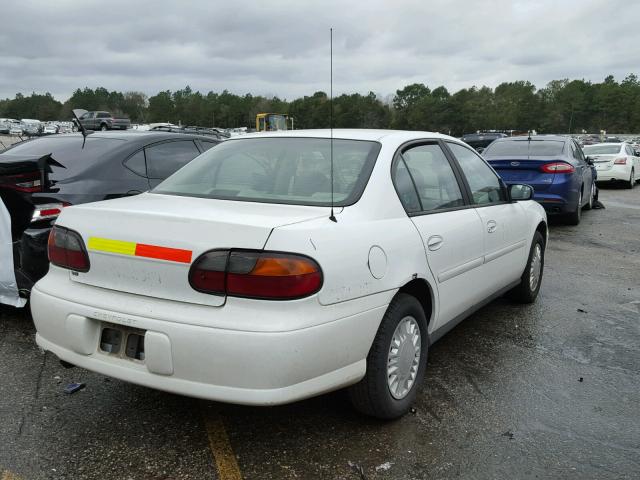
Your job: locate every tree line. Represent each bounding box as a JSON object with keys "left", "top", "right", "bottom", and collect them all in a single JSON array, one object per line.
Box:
[{"left": 1, "top": 74, "right": 640, "bottom": 135}]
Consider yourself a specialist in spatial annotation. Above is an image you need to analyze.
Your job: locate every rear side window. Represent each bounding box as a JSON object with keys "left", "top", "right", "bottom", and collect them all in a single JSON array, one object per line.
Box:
[
  {"left": 394, "top": 143, "right": 464, "bottom": 212},
  {"left": 199, "top": 140, "right": 219, "bottom": 152},
  {"left": 447, "top": 142, "right": 505, "bottom": 205},
  {"left": 145, "top": 140, "right": 201, "bottom": 179},
  {"left": 124, "top": 150, "right": 146, "bottom": 176}
]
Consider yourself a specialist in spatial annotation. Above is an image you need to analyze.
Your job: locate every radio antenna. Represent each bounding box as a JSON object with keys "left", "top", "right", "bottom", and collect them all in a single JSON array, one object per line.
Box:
[{"left": 329, "top": 27, "right": 337, "bottom": 222}]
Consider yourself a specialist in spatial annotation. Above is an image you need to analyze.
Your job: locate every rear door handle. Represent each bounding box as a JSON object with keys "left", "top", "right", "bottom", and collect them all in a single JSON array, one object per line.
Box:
[
  {"left": 487, "top": 220, "right": 497, "bottom": 233},
  {"left": 427, "top": 235, "right": 443, "bottom": 251}
]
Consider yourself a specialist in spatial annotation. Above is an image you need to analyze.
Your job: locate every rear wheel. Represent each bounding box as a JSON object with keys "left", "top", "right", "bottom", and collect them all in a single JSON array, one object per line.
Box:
[
  {"left": 508, "top": 231, "right": 545, "bottom": 304},
  {"left": 627, "top": 169, "right": 635, "bottom": 189},
  {"left": 583, "top": 182, "right": 595, "bottom": 210},
  {"left": 565, "top": 190, "right": 582, "bottom": 225},
  {"left": 348, "top": 293, "right": 428, "bottom": 419}
]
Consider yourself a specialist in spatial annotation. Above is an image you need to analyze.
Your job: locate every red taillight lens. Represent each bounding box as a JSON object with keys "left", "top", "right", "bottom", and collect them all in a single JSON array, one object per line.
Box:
[
  {"left": 540, "top": 162, "right": 575, "bottom": 173},
  {"left": 47, "top": 226, "right": 90, "bottom": 272},
  {"left": 0, "top": 171, "right": 42, "bottom": 192},
  {"left": 189, "top": 250, "right": 323, "bottom": 300},
  {"left": 614, "top": 157, "right": 627, "bottom": 165},
  {"left": 32, "top": 202, "right": 70, "bottom": 222}
]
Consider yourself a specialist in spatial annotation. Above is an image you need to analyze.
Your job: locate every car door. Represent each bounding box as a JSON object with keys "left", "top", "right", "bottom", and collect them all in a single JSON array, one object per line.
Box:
[
  {"left": 392, "top": 141, "right": 486, "bottom": 329},
  {"left": 445, "top": 141, "right": 528, "bottom": 293},
  {"left": 145, "top": 140, "right": 204, "bottom": 188}
]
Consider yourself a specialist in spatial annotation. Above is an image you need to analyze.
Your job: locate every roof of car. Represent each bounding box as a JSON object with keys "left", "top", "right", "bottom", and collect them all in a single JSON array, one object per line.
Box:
[
  {"left": 586, "top": 142, "right": 624, "bottom": 146},
  {"left": 45, "top": 131, "right": 221, "bottom": 142},
  {"left": 494, "top": 135, "right": 568, "bottom": 142},
  {"left": 236, "top": 129, "right": 458, "bottom": 143}
]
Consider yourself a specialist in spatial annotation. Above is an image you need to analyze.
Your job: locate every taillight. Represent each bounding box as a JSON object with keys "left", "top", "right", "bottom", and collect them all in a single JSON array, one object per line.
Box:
[
  {"left": 0, "top": 171, "right": 42, "bottom": 192},
  {"left": 540, "top": 162, "right": 575, "bottom": 173},
  {"left": 614, "top": 157, "right": 627, "bottom": 165},
  {"left": 189, "top": 250, "right": 323, "bottom": 300},
  {"left": 47, "top": 226, "right": 90, "bottom": 272},
  {"left": 32, "top": 202, "right": 69, "bottom": 222}
]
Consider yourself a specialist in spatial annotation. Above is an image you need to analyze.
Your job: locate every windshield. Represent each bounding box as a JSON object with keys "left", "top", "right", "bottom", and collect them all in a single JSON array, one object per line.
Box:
[
  {"left": 153, "top": 137, "right": 381, "bottom": 206},
  {"left": 483, "top": 140, "right": 565, "bottom": 156},
  {"left": 583, "top": 144, "right": 622, "bottom": 155}
]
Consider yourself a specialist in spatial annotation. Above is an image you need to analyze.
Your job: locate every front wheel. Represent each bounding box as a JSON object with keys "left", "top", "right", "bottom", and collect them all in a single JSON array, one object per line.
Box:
[
  {"left": 348, "top": 293, "right": 428, "bottom": 419},
  {"left": 100, "top": 124, "right": 108, "bottom": 131},
  {"left": 627, "top": 169, "right": 635, "bottom": 189},
  {"left": 508, "top": 231, "right": 545, "bottom": 304}
]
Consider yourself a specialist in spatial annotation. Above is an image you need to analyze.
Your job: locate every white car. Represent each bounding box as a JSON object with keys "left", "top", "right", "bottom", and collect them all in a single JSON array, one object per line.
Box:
[
  {"left": 43, "top": 123, "right": 59, "bottom": 135},
  {"left": 31, "top": 130, "right": 547, "bottom": 419},
  {"left": 9, "top": 122, "right": 23, "bottom": 136},
  {"left": 584, "top": 142, "right": 640, "bottom": 188}
]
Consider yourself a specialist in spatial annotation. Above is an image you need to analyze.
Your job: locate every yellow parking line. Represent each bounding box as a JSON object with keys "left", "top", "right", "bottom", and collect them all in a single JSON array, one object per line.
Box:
[{"left": 202, "top": 408, "right": 243, "bottom": 480}]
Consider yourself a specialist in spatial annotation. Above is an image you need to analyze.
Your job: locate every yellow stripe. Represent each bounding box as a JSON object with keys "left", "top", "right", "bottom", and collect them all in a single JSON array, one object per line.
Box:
[
  {"left": 202, "top": 406, "right": 243, "bottom": 480},
  {"left": 88, "top": 237, "right": 137, "bottom": 256}
]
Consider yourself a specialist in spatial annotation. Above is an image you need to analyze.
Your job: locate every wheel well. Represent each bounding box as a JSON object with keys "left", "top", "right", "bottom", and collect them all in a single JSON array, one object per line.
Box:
[
  {"left": 536, "top": 221, "right": 547, "bottom": 246},
  {"left": 397, "top": 279, "right": 433, "bottom": 325}
]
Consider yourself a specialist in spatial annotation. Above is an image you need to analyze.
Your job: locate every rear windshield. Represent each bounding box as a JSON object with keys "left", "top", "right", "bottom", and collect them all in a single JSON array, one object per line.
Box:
[
  {"left": 153, "top": 137, "right": 381, "bottom": 206},
  {"left": 3, "top": 136, "right": 126, "bottom": 159},
  {"left": 483, "top": 140, "right": 565, "bottom": 156},
  {"left": 583, "top": 144, "right": 622, "bottom": 155}
]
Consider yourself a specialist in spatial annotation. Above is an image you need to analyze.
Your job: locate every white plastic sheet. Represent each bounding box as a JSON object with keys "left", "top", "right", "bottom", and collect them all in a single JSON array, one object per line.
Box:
[{"left": 0, "top": 198, "right": 26, "bottom": 307}]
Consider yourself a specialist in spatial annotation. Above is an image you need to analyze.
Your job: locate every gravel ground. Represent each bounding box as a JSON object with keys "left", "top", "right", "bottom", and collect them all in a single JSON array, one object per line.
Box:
[{"left": 0, "top": 185, "right": 639, "bottom": 479}]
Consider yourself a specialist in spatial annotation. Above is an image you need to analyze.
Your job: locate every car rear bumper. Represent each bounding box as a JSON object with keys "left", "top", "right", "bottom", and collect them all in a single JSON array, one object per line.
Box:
[
  {"left": 533, "top": 193, "right": 574, "bottom": 214},
  {"left": 595, "top": 166, "right": 631, "bottom": 182},
  {"left": 30, "top": 277, "right": 386, "bottom": 405}
]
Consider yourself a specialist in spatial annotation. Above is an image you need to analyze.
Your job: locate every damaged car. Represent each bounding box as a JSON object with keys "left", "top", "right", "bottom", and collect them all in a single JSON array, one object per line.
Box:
[{"left": 0, "top": 131, "right": 220, "bottom": 302}]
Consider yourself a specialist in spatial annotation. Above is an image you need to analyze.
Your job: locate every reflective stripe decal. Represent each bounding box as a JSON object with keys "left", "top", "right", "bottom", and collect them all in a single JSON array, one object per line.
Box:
[
  {"left": 135, "top": 243, "right": 192, "bottom": 263},
  {"left": 88, "top": 237, "right": 136, "bottom": 256},
  {"left": 88, "top": 237, "right": 192, "bottom": 264}
]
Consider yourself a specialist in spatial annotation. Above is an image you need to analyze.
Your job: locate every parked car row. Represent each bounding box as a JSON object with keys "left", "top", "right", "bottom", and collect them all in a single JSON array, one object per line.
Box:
[
  {"left": 1, "top": 128, "right": 547, "bottom": 420},
  {"left": 0, "top": 118, "right": 76, "bottom": 137}
]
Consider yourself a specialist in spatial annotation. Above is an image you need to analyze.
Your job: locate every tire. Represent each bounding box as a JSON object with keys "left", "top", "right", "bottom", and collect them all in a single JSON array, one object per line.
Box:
[
  {"left": 564, "top": 190, "right": 582, "bottom": 225},
  {"left": 508, "top": 231, "right": 545, "bottom": 304},
  {"left": 348, "top": 293, "right": 428, "bottom": 419},
  {"left": 583, "top": 182, "right": 595, "bottom": 210},
  {"left": 100, "top": 124, "right": 108, "bottom": 131},
  {"left": 626, "top": 169, "right": 635, "bottom": 189}
]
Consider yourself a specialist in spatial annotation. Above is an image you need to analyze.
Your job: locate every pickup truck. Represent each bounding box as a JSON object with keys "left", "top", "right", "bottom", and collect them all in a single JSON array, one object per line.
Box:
[{"left": 76, "top": 111, "right": 130, "bottom": 131}]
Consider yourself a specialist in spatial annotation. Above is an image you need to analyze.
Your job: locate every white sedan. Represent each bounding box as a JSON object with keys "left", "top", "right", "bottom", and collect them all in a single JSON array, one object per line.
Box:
[
  {"left": 584, "top": 142, "right": 640, "bottom": 188},
  {"left": 31, "top": 130, "right": 547, "bottom": 419}
]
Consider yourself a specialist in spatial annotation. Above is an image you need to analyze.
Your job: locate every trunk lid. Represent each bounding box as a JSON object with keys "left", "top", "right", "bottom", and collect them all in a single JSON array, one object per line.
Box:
[
  {"left": 57, "top": 193, "right": 329, "bottom": 306},
  {"left": 590, "top": 154, "right": 616, "bottom": 171},
  {"left": 485, "top": 157, "right": 557, "bottom": 192}
]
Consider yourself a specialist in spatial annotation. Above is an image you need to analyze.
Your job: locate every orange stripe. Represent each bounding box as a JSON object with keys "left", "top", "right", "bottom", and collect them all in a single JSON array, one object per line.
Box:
[{"left": 135, "top": 243, "right": 192, "bottom": 263}]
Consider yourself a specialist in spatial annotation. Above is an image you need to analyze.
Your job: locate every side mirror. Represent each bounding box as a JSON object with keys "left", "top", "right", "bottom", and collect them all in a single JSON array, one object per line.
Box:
[
  {"left": 585, "top": 156, "right": 594, "bottom": 165},
  {"left": 509, "top": 184, "right": 534, "bottom": 201}
]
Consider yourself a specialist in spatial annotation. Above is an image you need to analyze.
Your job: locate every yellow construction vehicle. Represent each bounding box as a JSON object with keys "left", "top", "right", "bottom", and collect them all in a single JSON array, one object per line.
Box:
[{"left": 255, "top": 113, "right": 294, "bottom": 132}]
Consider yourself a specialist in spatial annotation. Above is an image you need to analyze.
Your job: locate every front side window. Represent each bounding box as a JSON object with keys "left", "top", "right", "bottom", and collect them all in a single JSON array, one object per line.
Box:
[
  {"left": 447, "top": 142, "right": 505, "bottom": 205},
  {"left": 393, "top": 143, "right": 464, "bottom": 212},
  {"left": 145, "top": 140, "right": 202, "bottom": 179},
  {"left": 153, "top": 137, "right": 380, "bottom": 206}
]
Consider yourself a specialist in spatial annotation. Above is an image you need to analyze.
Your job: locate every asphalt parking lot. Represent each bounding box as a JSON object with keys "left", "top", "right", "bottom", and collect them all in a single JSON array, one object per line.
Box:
[{"left": 1, "top": 185, "right": 639, "bottom": 480}]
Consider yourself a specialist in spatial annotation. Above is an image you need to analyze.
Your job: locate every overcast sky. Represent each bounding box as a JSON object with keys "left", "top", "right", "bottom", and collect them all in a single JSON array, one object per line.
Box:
[{"left": 1, "top": 0, "right": 639, "bottom": 101}]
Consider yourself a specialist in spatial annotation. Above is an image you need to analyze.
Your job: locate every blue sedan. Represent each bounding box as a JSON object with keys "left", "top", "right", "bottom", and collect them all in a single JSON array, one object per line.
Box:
[{"left": 482, "top": 135, "right": 596, "bottom": 225}]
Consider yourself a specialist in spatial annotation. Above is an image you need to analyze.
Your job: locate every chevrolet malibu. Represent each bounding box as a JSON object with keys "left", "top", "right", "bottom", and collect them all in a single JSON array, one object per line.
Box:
[{"left": 31, "top": 130, "right": 548, "bottom": 419}]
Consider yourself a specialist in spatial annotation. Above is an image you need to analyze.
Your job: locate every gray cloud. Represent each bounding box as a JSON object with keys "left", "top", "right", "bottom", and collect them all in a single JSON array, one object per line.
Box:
[{"left": 1, "top": 0, "right": 639, "bottom": 101}]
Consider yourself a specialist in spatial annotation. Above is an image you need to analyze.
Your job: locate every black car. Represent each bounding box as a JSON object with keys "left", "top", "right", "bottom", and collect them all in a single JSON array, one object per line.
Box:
[
  {"left": 461, "top": 132, "right": 507, "bottom": 153},
  {"left": 0, "top": 131, "right": 220, "bottom": 296}
]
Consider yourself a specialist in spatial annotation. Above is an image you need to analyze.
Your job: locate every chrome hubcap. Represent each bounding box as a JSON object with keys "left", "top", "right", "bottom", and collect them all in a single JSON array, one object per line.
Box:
[
  {"left": 529, "top": 244, "right": 542, "bottom": 291},
  {"left": 387, "top": 316, "right": 421, "bottom": 400}
]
